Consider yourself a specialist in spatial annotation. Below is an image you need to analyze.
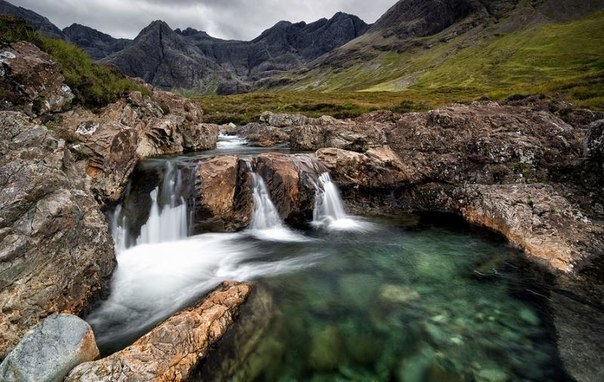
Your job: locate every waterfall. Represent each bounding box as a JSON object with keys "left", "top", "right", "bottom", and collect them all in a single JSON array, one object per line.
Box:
[
  {"left": 249, "top": 172, "right": 308, "bottom": 242},
  {"left": 313, "top": 172, "right": 371, "bottom": 231},
  {"left": 136, "top": 189, "right": 188, "bottom": 246},
  {"left": 111, "top": 160, "right": 190, "bottom": 252},
  {"left": 313, "top": 173, "right": 348, "bottom": 222},
  {"left": 111, "top": 205, "right": 127, "bottom": 254},
  {"left": 250, "top": 173, "right": 284, "bottom": 230}
]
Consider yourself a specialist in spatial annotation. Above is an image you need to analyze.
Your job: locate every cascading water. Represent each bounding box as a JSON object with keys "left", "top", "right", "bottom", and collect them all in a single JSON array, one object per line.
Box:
[
  {"left": 90, "top": 154, "right": 569, "bottom": 381},
  {"left": 111, "top": 160, "right": 190, "bottom": 251},
  {"left": 312, "top": 172, "right": 371, "bottom": 231},
  {"left": 250, "top": 173, "right": 284, "bottom": 230},
  {"left": 249, "top": 172, "right": 308, "bottom": 241}
]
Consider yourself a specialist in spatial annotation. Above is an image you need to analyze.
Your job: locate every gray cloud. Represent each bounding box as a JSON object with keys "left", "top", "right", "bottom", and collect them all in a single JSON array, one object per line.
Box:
[{"left": 7, "top": 0, "right": 397, "bottom": 40}]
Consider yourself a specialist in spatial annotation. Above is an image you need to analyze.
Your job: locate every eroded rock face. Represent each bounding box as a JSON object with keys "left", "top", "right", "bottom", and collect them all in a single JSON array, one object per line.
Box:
[
  {"left": 289, "top": 115, "right": 388, "bottom": 152},
  {"left": 0, "top": 112, "right": 115, "bottom": 358},
  {"left": 58, "top": 89, "right": 217, "bottom": 204},
  {"left": 196, "top": 155, "right": 251, "bottom": 231},
  {"left": 455, "top": 184, "right": 603, "bottom": 273},
  {"left": 0, "top": 314, "right": 98, "bottom": 382},
  {"left": 0, "top": 42, "right": 74, "bottom": 115},
  {"left": 66, "top": 281, "right": 253, "bottom": 382},
  {"left": 251, "top": 153, "right": 327, "bottom": 226}
]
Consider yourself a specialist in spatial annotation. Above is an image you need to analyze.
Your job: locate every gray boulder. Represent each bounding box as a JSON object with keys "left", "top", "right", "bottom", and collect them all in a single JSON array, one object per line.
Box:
[{"left": 0, "top": 314, "right": 99, "bottom": 382}]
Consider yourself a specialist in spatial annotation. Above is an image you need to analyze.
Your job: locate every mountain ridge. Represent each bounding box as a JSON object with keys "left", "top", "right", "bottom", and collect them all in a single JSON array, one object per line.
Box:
[{"left": 0, "top": 0, "right": 369, "bottom": 94}]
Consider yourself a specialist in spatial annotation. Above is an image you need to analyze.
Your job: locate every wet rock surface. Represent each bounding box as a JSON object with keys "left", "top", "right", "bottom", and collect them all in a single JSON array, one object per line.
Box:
[
  {"left": 0, "top": 314, "right": 98, "bottom": 382},
  {"left": 57, "top": 90, "right": 217, "bottom": 204},
  {"left": 0, "top": 112, "right": 115, "bottom": 358},
  {"left": 66, "top": 281, "right": 253, "bottom": 382}
]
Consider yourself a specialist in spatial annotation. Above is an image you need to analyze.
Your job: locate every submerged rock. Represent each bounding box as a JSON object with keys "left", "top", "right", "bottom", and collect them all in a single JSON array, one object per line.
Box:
[
  {"left": 66, "top": 281, "right": 253, "bottom": 381},
  {"left": 0, "top": 314, "right": 98, "bottom": 382},
  {"left": 0, "top": 111, "right": 115, "bottom": 358}
]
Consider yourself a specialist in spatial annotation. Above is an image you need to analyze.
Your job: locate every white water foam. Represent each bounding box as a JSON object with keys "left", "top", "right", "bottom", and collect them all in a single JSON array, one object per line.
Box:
[
  {"left": 312, "top": 172, "right": 374, "bottom": 232},
  {"left": 249, "top": 172, "right": 309, "bottom": 242},
  {"left": 136, "top": 188, "right": 188, "bottom": 246},
  {"left": 217, "top": 133, "right": 247, "bottom": 149},
  {"left": 88, "top": 233, "right": 319, "bottom": 346}
]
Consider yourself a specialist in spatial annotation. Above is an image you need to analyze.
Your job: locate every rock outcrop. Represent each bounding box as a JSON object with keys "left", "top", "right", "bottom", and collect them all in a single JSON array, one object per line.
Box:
[
  {"left": 286, "top": 102, "right": 603, "bottom": 273},
  {"left": 0, "top": 111, "right": 116, "bottom": 358},
  {"left": 58, "top": 88, "right": 218, "bottom": 203},
  {"left": 66, "top": 281, "right": 252, "bottom": 382},
  {"left": 0, "top": 314, "right": 98, "bottom": 381},
  {"left": 0, "top": 41, "right": 74, "bottom": 115}
]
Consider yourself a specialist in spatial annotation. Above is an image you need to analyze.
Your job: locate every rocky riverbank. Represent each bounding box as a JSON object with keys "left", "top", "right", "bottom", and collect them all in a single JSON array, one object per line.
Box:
[{"left": 1, "top": 38, "right": 602, "bottom": 381}]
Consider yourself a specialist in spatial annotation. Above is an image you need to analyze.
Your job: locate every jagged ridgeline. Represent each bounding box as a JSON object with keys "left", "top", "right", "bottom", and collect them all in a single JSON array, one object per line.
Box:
[{"left": 0, "top": 14, "right": 147, "bottom": 108}]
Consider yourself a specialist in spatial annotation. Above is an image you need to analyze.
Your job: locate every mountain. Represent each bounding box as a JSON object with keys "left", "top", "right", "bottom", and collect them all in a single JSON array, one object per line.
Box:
[
  {"left": 103, "top": 12, "right": 369, "bottom": 93},
  {"left": 101, "top": 20, "right": 232, "bottom": 93},
  {"left": 0, "top": 0, "right": 368, "bottom": 94},
  {"left": 0, "top": 0, "right": 64, "bottom": 39},
  {"left": 62, "top": 23, "right": 131, "bottom": 60},
  {"left": 266, "top": 0, "right": 604, "bottom": 100}
]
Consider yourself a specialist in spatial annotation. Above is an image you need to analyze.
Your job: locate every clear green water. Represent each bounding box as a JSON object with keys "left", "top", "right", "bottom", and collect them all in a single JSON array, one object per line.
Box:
[{"left": 195, "top": 216, "right": 567, "bottom": 381}]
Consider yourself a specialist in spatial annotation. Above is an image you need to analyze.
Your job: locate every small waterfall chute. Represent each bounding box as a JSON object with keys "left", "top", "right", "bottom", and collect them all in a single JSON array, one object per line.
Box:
[
  {"left": 312, "top": 172, "right": 372, "bottom": 232},
  {"left": 249, "top": 172, "right": 309, "bottom": 242},
  {"left": 111, "top": 160, "right": 191, "bottom": 251}
]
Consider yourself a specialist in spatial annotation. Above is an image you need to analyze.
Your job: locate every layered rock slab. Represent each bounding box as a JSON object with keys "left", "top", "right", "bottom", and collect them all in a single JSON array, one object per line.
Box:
[
  {"left": 66, "top": 281, "right": 252, "bottom": 382},
  {"left": 0, "top": 112, "right": 115, "bottom": 358}
]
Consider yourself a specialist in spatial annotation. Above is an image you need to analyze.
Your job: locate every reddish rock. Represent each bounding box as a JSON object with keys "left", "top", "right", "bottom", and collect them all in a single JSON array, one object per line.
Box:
[{"left": 66, "top": 281, "right": 253, "bottom": 382}]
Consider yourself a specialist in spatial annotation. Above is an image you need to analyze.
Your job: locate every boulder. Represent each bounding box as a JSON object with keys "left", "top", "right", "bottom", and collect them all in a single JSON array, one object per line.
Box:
[
  {"left": 0, "top": 42, "right": 74, "bottom": 115},
  {"left": 455, "top": 184, "right": 603, "bottom": 273},
  {"left": 196, "top": 155, "right": 251, "bottom": 231},
  {"left": 0, "top": 111, "right": 115, "bottom": 358},
  {"left": 0, "top": 314, "right": 98, "bottom": 382},
  {"left": 251, "top": 153, "right": 327, "bottom": 225},
  {"left": 66, "top": 281, "right": 253, "bottom": 382},
  {"left": 290, "top": 114, "right": 388, "bottom": 152},
  {"left": 316, "top": 146, "right": 417, "bottom": 189}
]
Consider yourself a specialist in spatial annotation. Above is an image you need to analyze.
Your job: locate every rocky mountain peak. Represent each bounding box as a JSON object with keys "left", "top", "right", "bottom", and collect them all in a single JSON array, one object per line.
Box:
[
  {"left": 0, "top": 0, "right": 64, "bottom": 39},
  {"left": 368, "top": 0, "right": 518, "bottom": 38}
]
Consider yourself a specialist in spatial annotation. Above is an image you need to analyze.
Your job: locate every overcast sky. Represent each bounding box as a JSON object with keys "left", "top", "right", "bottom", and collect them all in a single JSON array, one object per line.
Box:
[{"left": 8, "top": 0, "right": 398, "bottom": 41}]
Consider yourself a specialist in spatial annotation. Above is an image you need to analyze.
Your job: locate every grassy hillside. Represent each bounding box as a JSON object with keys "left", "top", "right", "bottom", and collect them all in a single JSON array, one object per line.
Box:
[
  {"left": 260, "top": 10, "right": 604, "bottom": 110},
  {"left": 0, "top": 14, "right": 146, "bottom": 108}
]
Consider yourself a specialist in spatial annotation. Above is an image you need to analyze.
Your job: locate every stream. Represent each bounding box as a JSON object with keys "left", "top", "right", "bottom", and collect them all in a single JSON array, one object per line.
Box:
[{"left": 86, "top": 134, "right": 569, "bottom": 381}]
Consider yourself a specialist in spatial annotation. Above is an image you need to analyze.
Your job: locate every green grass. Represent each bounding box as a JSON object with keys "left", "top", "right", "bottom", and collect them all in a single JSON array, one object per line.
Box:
[
  {"left": 266, "top": 10, "right": 604, "bottom": 112},
  {"left": 195, "top": 91, "right": 434, "bottom": 125},
  {"left": 0, "top": 14, "right": 148, "bottom": 109}
]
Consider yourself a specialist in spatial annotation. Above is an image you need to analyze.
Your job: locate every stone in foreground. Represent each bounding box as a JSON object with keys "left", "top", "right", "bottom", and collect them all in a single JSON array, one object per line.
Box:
[
  {"left": 66, "top": 281, "right": 253, "bottom": 382},
  {"left": 0, "top": 314, "right": 98, "bottom": 382}
]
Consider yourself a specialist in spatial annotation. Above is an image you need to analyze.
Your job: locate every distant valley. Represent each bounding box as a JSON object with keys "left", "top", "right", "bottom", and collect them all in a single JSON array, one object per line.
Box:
[{"left": 1, "top": 0, "right": 603, "bottom": 109}]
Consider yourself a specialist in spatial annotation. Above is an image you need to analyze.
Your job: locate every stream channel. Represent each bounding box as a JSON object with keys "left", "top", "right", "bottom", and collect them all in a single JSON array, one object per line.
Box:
[{"left": 87, "top": 134, "right": 569, "bottom": 381}]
